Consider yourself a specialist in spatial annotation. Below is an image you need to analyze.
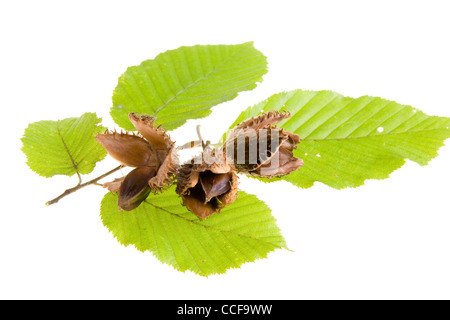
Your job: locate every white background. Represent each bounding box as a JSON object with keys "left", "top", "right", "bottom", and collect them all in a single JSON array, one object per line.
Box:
[{"left": 1, "top": 0, "right": 450, "bottom": 300}]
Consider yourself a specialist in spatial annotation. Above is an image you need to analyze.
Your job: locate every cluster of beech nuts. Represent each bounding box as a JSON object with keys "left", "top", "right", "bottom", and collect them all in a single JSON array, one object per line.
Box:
[{"left": 95, "top": 111, "right": 303, "bottom": 219}]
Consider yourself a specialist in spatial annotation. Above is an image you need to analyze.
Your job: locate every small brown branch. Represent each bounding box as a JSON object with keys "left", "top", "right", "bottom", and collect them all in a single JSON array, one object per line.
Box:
[{"left": 45, "top": 165, "right": 125, "bottom": 206}]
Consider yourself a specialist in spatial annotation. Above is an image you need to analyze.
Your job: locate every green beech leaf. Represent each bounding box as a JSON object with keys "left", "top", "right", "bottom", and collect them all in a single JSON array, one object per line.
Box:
[
  {"left": 100, "top": 187, "right": 286, "bottom": 276},
  {"left": 226, "top": 90, "right": 450, "bottom": 189},
  {"left": 21, "top": 112, "right": 107, "bottom": 178},
  {"left": 111, "top": 42, "right": 268, "bottom": 131}
]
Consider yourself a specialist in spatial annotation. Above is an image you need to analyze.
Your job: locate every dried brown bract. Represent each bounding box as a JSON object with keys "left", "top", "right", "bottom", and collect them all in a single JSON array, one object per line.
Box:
[
  {"left": 223, "top": 110, "right": 303, "bottom": 177},
  {"left": 96, "top": 113, "right": 177, "bottom": 211},
  {"left": 176, "top": 150, "right": 238, "bottom": 220}
]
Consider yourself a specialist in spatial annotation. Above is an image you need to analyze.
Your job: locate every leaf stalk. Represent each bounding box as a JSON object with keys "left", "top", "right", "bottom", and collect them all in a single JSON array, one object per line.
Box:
[{"left": 45, "top": 165, "right": 124, "bottom": 206}]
